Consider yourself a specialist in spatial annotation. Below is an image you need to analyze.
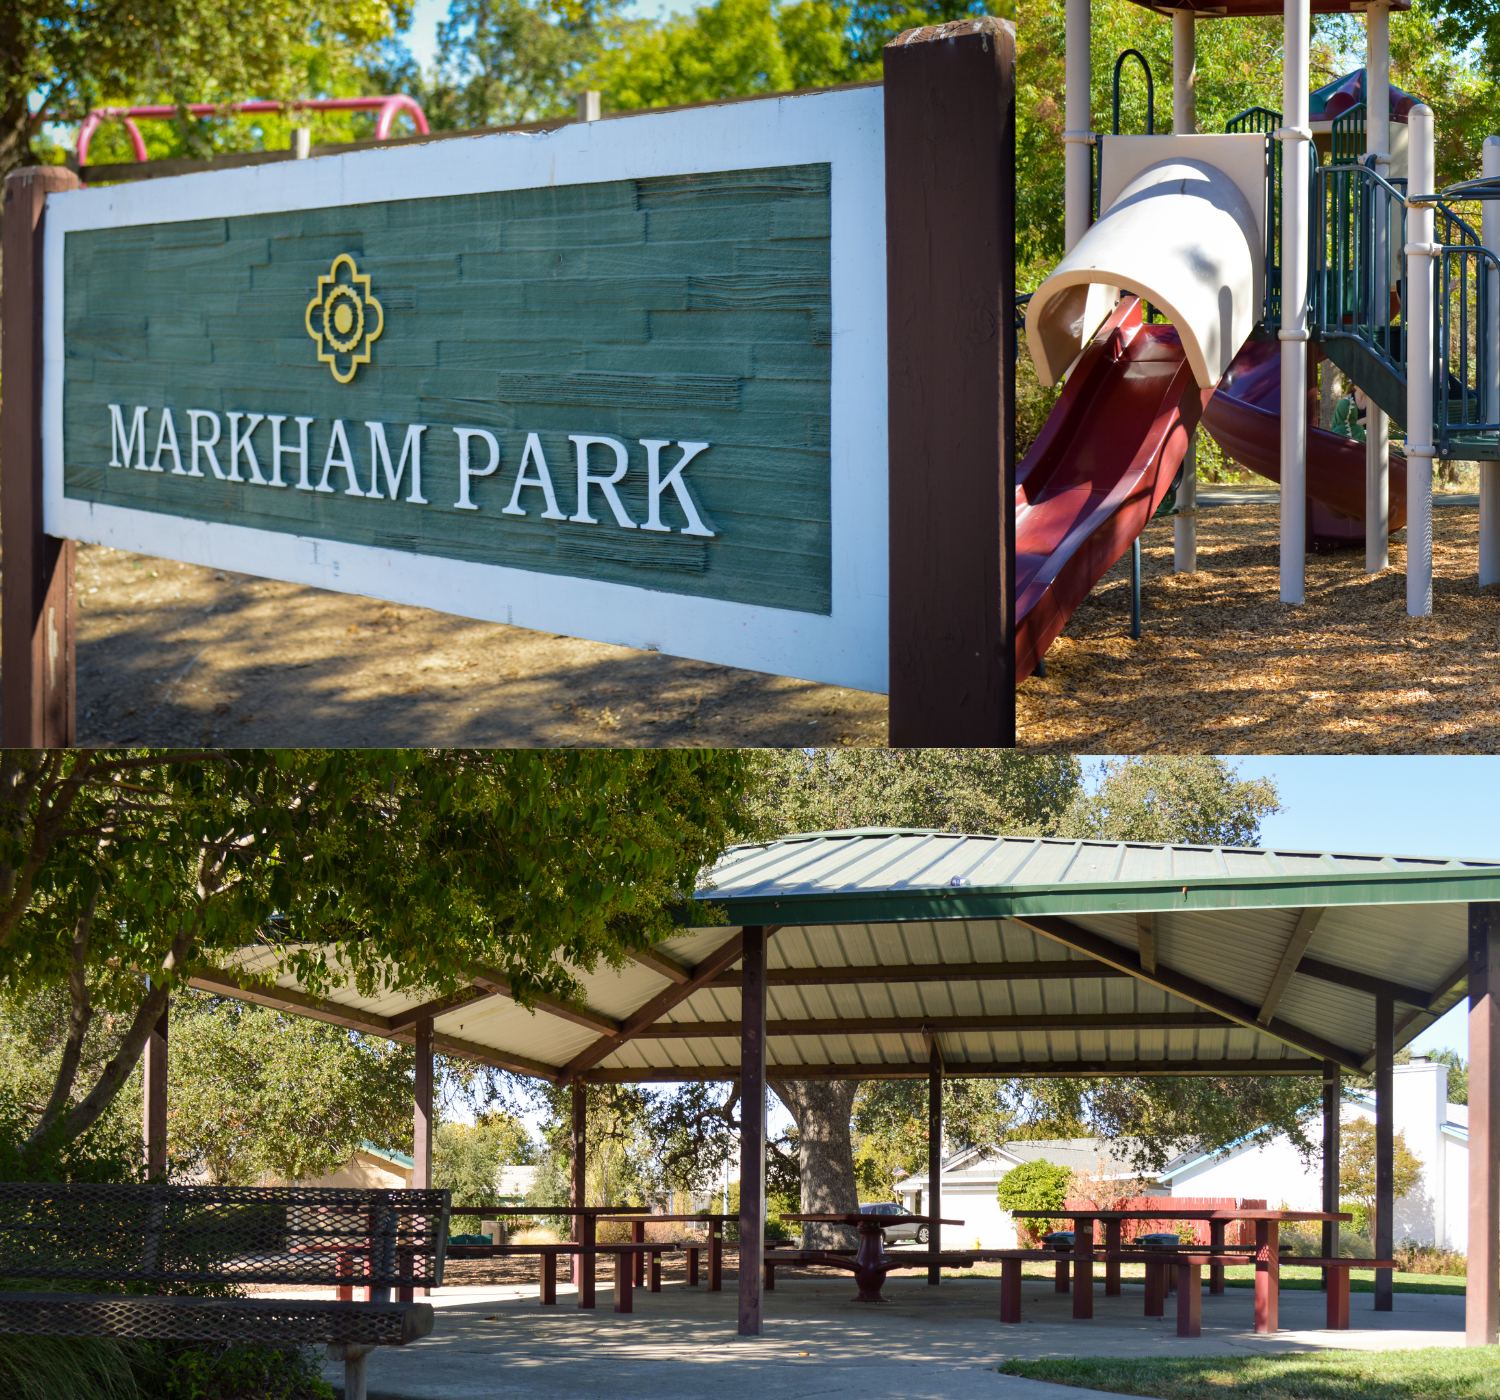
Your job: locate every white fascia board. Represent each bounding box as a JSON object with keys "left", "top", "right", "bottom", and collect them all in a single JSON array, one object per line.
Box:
[{"left": 43, "top": 88, "right": 890, "bottom": 692}]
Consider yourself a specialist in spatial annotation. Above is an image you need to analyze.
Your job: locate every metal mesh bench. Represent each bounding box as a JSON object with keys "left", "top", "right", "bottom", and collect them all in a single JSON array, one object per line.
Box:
[{"left": 0, "top": 1183, "right": 450, "bottom": 1400}]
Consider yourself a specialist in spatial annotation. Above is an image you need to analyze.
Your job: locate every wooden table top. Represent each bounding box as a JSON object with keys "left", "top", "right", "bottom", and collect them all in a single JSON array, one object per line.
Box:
[{"left": 1010, "top": 1209, "right": 1351, "bottom": 1222}]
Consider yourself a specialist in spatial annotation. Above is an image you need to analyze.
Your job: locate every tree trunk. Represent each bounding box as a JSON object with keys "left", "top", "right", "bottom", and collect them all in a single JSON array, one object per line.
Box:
[{"left": 771, "top": 1079, "right": 860, "bottom": 1249}]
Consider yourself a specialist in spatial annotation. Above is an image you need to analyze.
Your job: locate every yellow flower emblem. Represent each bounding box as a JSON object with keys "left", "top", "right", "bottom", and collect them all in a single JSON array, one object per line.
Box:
[{"left": 305, "top": 253, "right": 384, "bottom": 384}]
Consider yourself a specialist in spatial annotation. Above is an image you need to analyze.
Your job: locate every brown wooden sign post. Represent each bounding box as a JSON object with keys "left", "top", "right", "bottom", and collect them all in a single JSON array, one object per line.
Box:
[
  {"left": 1, "top": 166, "right": 81, "bottom": 747},
  {"left": 885, "top": 19, "right": 1018, "bottom": 746}
]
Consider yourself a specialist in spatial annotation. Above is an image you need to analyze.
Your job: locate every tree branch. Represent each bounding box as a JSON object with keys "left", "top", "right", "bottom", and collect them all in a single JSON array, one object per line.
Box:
[{"left": 27, "top": 881, "right": 100, "bottom": 1145}]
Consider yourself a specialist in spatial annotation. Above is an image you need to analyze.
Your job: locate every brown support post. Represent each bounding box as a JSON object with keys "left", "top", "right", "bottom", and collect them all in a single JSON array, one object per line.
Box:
[
  {"left": 1208, "top": 1219, "right": 1225, "bottom": 1295},
  {"left": 1, "top": 166, "right": 80, "bottom": 747},
  {"left": 1374, "top": 988, "right": 1394, "bottom": 1311},
  {"left": 927, "top": 1039, "right": 942, "bottom": 1285},
  {"left": 1104, "top": 1219, "right": 1122, "bottom": 1296},
  {"left": 1468, "top": 902, "right": 1500, "bottom": 1346},
  {"left": 884, "top": 17, "right": 1017, "bottom": 745},
  {"left": 571, "top": 1079, "right": 588, "bottom": 1296},
  {"left": 143, "top": 999, "right": 168, "bottom": 1180},
  {"left": 412, "top": 1015, "right": 433, "bottom": 1300},
  {"left": 1176, "top": 1262, "right": 1202, "bottom": 1338},
  {"left": 999, "top": 1257, "right": 1022, "bottom": 1323},
  {"left": 1254, "top": 1219, "right": 1279, "bottom": 1333},
  {"left": 738, "top": 925, "right": 768, "bottom": 1337},
  {"left": 1321, "top": 1059, "right": 1341, "bottom": 1291},
  {"left": 710, "top": 1219, "right": 723, "bottom": 1292},
  {"left": 633, "top": 1219, "right": 646, "bottom": 1287},
  {"left": 1072, "top": 1218, "right": 1094, "bottom": 1319}
]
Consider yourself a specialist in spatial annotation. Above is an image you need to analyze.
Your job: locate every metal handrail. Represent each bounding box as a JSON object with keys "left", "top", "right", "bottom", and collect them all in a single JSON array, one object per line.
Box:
[
  {"left": 1330, "top": 103, "right": 1367, "bottom": 166},
  {"left": 1226, "top": 105, "right": 1282, "bottom": 325},
  {"left": 1095, "top": 49, "right": 1157, "bottom": 222}
]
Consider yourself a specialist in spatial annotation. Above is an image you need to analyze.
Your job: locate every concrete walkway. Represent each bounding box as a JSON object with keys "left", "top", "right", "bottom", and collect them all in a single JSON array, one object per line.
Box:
[{"left": 328, "top": 1273, "right": 1465, "bottom": 1400}]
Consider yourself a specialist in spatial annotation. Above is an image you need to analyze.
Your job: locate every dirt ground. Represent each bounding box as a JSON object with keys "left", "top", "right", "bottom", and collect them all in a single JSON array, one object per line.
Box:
[
  {"left": 73, "top": 545, "right": 888, "bottom": 748},
  {"left": 74, "top": 494, "right": 1497, "bottom": 751},
  {"left": 1020, "top": 496, "right": 1500, "bottom": 754}
]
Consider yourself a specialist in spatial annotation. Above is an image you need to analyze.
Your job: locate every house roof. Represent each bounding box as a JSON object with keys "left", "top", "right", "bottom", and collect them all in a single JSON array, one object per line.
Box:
[
  {"left": 901, "top": 1138, "right": 1144, "bottom": 1189},
  {"left": 194, "top": 829, "right": 1492, "bottom": 1086}
]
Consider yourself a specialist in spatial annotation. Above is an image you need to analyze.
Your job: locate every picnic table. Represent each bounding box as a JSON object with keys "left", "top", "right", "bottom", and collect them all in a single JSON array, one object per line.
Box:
[
  {"left": 1010, "top": 1208, "right": 1364, "bottom": 1335},
  {"left": 448, "top": 1205, "right": 731, "bottom": 1304},
  {"left": 774, "top": 1212, "right": 970, "bottom": 1301}
]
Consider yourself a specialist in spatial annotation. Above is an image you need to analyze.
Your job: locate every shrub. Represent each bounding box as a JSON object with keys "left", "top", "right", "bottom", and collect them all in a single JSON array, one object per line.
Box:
[
  {"left": 125, "top": 1341, "right": 333, "bottom": 1400},
  {"left": 0, "top": 1336, "right": 135, "bottom": 1400},
  {"left": 997, "top": 1160, "right": 1072, "bottom": 1243},
  {"left": 1395, "top": 1242, "right": 1467, "bottom": 1277}
]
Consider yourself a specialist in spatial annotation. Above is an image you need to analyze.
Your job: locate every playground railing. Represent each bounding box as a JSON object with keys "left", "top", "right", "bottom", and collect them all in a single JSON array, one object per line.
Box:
[
  {"left": 1431, "top": 201, "right": 1500, "bottom": 455},
  {"left": 1225, "top": 105, "right": 1282, "bottom": 326},
  {"left": 1311, "top": 159, "right": 1407, "bottom": 388}
]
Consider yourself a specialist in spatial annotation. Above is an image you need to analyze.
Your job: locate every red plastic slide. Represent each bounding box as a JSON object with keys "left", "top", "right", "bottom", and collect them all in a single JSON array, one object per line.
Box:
[
  {"left": 1200, "top": 337, "right": 1407, "bottom": 533},
  {"left": 1016, "top": 297, "right": 1209, "bottom": 682}
]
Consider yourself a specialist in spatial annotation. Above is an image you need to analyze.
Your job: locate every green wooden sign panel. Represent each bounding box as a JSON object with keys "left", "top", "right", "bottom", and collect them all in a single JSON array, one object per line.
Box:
[{"left": 62, "top": 163, "right": 833, "bottom": 615}]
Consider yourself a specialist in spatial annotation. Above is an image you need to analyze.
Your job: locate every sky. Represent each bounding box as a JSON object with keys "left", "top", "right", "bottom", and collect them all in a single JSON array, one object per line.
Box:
[{"left": 403, "top": 0, "right": 695, "bottom": 71}]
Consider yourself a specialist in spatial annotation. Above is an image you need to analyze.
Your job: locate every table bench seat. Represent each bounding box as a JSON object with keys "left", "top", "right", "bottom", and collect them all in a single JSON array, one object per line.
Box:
[
  {"left": 761, "top": 1249, "right": 974, "bottom": 1290},
  {"left": 458, "top": 1242, "right": 678, "bottom": 1312}
]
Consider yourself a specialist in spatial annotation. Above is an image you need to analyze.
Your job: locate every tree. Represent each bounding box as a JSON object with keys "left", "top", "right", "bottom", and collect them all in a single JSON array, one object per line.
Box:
[
  {"left": 995, "top": 1157, "right": 1071, "bottom": 1243},
  {"left": 434, "top": 1112, "right": 535, "bottom": 1207},
  {"left": 854, "top": 1079, "right": 1018, "bottom": 1198},
  {"left": 1340, "top": 1117, "right": 1424, "bottom": 1244},
  {"left": 166, "top": 994, "right": 414, "bottom": 1184},
  {"left": 0, "top": 749, "right": 753, "bottom": 1169},
  {"left": 1427, "top": 1049, "right": 1467, "bottom": 1106},
  {"left": 0, "top": 0, "right": 411, "bottom": 181},
  {"left": 1063, "top": 756, "right": 1281, "bottom": 846}
]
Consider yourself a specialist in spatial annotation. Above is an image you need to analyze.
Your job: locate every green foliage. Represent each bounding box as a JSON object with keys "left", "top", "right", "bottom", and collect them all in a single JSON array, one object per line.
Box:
[
  {"left": 998, "top": 1347, "right": 1500, "bottom": 1400},
  {"left": 1341, "top": 1117, "right": 1424, "bottom": 1240},
  {"left": 124, "top": 1341, "right": 332, "bottom": 1400},
  {"left": 996, "top": 1158, "right": 1071, "bottom": 1239},
  {"left": 166, "top": 994, "right": 415, "bottom": 1184},
  {"left": 434, "top": 1112, "right": 535, "bottom": 1206},
  {"left": 1, "top": 0, "right": 412, "bottom": 176},
  {"left": 0, "top": 1337, "right": 135, "bottom": 1400},
  {"left": 0, "top": 749, "right": 752, "bottom": 1167},
  {"left": 742, "top": 750, "right": 1083, "bottom": 840},
  {"left": 853, "top": 1080, "right": 1016, "bottom": 1197},
  {"left": 1061, "top": 756, "right": 1282, "bottom": 846},
  {"left": 1425, "top": 1049, "right": 1466, "bottom": 1105}
]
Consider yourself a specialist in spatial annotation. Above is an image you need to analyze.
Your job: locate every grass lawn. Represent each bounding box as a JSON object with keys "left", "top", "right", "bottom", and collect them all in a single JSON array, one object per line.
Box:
[{"left": 995, "top": 1350, "right": 1497, "bottom": 1398}]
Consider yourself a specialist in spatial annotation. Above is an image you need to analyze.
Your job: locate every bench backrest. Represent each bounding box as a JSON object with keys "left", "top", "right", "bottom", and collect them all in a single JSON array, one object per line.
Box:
[{"left": 0, "top": 1184, "right": 450, "bottom": 1289}]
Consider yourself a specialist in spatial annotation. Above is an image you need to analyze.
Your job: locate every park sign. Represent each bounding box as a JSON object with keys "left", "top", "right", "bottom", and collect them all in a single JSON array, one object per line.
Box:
[
  {"left": 5, "top": 19, "right": 1017, "bottom": 744},
  {"left": 47, "top": 90, "right": 884, "bottom": 689}
]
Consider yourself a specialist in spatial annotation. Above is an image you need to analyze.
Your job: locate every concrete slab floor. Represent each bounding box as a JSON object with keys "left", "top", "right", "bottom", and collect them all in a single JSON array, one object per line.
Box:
[{"left": 325, "top": 1272, "right": 1465, "bottom": 1400}]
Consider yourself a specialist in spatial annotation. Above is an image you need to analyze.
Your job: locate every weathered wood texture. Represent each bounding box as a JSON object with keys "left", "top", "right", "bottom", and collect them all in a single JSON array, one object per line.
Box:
[
  {"left": 737, "top": 926, "right": 767, "bottom": 1337},
  {"left": 62, "top": 166, "right": 832, "bottom": 614},
  {"left": 884, "top": 18, "right": 1017, "bottom": 745},
  {"left": 1468, "top": 903, "right": 1500, "bottom": 1346},
  {"left": 143, "top": 1003, "right": 168, "bottom": 1180},
  {"left": 1320, "top": 1060, "right": 1340, "bottom": 1279},
  {"left": 2, "top": 166, "right": 81, "bottom": 746}
]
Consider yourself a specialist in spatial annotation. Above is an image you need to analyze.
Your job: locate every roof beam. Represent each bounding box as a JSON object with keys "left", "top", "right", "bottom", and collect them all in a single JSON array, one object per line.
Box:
[
  {"left": 189, "top": 970, "right": 394, "bottom": 1036},
  {"left": 468, "top": 969, "right": 622, "bottom": 1036},
  {"left": 628, "top": 947, "right": 695, "bottom": 984},
  {"left": 584, "top": 1057, "right": 1327, "bottom": 1083},
  {"left": 1257, "top": 907, "right": 1324, "bottom": 1025},
  {"left": 428, "top": 1030, "right": 561, "bottom": 1082},
  {"left": 1295, "top": 956, "right": 1433, "bottom": 1010},
  {"left": 699, "top": 959, "right": 1136, "bottom": 990},
  {"left": 561, "top": 931, "right": 754, "bottom": 1081},
  {"left": 1011, "top": 913, "right": 1366, "bottom": 1072},
  {"left": 1136, "top": 914, "right": 1157, "bottom": 974},
  {"left": 634, "top": 1011, "right": 1237, "bottom": 1038},
  {"left": 387, "top": 986, "right": 502, "bottom": 1032}
]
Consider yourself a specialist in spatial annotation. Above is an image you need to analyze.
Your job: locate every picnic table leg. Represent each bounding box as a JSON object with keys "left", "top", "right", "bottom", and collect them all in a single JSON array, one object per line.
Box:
[
  {"left": 634, "top": 1221, "right": 646, "bottom": 1287},
  {"left": 336, "top": 1250, "right": 353, "bottom": 1303},
  {"left": 1254, "top": 1220, "right": 1279, "bottom": 1334},
  {"left": 1326, "top": 1267, "right": 1350, "bottom": 1329},
  {"left": 542, "top": 1251, "right": 558, "bottom": 1305},
  {"left": 710, "top": 1224, "right": 723, "bottom": 1292},
  {"left": 1144, "top": 1260, "right": 1164, "bottom": 1318},
  {"left": 579, "top": 1215, "right": 597, "bottom": 1310},
  {"left": 650, "top": 1249, "right": 662, "bottom": 1293},
  {"left": 1072, "top": 1220, "right": 1094, "bottom": 1320},
  {"left": 1104, "top": 1220, "right": 1122, "bottom": 1297},
  {"left": 1000, "top": 1257, "right": 1022, "bottom": 1324},
  {"left": 614, "top": 1251, "right": 634, "bottom": 1315},
  {"left": 1176, "top": 1263, "right": 1202, "bottom": 1338},
  {"left": 764, "top": 1259, "right": 775, "bottom": 1291},
  {"left": 398, "top": 1246, "right": 414, "bottom": 1304},
  {"left": 687, "top": 1245, "right": 700, "bottom": 1287},
  {"left": 1209, "top": 1220, "right": 1226, "bottom": 1296},
  {"left": 1054, "top": 1256, "right": 1070, "bottom": 1293}
]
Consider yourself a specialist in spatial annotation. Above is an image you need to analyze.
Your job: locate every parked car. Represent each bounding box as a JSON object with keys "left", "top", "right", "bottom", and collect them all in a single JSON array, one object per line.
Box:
[{"left": 859, "top": 1201, "right": 928, "bottom": 1244}]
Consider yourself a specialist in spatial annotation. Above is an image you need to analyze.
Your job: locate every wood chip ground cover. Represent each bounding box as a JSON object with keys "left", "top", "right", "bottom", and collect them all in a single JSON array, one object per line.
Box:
[{"left": 1020, "top": 501, "right": 1500, "bottom": 753}]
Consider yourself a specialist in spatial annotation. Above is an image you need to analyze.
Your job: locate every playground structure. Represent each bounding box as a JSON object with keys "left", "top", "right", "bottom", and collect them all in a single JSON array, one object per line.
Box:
[
  {"left": 1017, "top": 0, "right": 1500, "bottom": 680},
  {"left": 75, "top": 96, "right": 429, "bottom": 167}
]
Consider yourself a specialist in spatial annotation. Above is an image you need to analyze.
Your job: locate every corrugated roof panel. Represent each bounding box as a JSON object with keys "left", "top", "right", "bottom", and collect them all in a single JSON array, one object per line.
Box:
[{"left": 1309, "top": 904, "right": 1467, "bottom": 988}]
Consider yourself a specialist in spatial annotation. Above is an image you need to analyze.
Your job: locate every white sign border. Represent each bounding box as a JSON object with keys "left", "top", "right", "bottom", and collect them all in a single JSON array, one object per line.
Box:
[{"left": 44, "top": 86, "right": 889, "bottom": 693}]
